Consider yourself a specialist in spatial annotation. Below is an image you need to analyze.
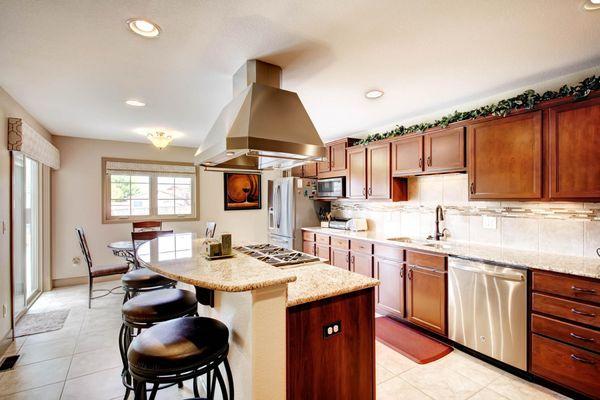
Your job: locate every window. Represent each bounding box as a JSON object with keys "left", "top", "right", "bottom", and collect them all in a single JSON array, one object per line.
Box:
[{"left": 102, "top": 158, "right": 198, "bottom": 223}]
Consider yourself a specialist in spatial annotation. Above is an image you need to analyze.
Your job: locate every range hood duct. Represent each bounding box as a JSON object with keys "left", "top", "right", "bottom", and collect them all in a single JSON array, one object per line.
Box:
[{"left": 195, "top": 60, "right": 327, "bottom": 171}]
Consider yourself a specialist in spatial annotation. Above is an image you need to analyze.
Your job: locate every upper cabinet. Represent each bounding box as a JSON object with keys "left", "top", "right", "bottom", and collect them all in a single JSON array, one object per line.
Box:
[
  {"left": 548, "top": 97, "right": 600, "bottom": 200},
  {"left": 317, "top": 138, "right": 359, "bottom": 178},
  {"left": 392, "top": 127, "right": 465, "bottom": 176},
  {"left": 291, "top": 162, "right": 318, "bottom": 178},
  {"left": 367, "top": 142, "right": 392, "bottom": 199},
  {"left": 468, "top": 111, "right": 543, "bottom": 200},
  {"left": 347, "top": 145, "right": 367, "bottom": 199}
]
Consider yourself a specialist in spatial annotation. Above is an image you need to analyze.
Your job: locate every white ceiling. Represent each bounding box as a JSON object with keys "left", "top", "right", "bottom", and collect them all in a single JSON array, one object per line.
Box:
[{"left": 1, "top": 0, "right": 599, "bottom": 148}]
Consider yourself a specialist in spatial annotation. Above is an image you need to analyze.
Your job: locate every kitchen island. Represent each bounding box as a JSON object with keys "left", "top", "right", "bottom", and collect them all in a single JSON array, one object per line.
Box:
[{"left": 137, "top": 232, "right": 379, "bottom": 400}]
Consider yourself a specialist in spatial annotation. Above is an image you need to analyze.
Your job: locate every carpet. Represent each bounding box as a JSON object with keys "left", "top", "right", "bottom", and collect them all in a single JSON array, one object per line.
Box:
[
  {"left": 376, "top": 316, "right": 453, "bottom": 364},
  {"left": 14, "top": 309, "right": 70, "bottom": 337}
]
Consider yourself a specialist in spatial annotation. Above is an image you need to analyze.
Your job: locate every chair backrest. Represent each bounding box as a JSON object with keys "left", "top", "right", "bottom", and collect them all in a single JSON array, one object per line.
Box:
[
  {"left": 132, "top": 221, "right": 162, "bottom": 232},
  {"left": 131, "top": 230, "right": 174, "bottom": 267},
  {"left": 205, "top": 222, "right": 217, "bottom": 238},
  {"left": 75, "top": 227, "right": 93, "bottom": 275}
]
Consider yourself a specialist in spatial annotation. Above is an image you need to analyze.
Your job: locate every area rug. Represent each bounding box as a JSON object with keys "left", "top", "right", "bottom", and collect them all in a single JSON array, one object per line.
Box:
[
  {"left": 376, "top": 316, "right": 453, "bottom": 364},
  {"left": 14, "top": 309, "right": 70, "bottom": 337}
]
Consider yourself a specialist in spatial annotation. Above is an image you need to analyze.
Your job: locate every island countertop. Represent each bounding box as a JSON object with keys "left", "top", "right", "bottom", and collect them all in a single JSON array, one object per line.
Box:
[{"left": 138, "top": 232, "right": 379, "bottom": 306}]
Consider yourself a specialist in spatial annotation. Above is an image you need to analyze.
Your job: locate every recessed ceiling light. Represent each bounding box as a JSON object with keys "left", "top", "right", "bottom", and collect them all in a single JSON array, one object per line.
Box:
[
  {"left": 365, "top": 89, "right": 384, "bottom": 99},
  {"left": 584, "top": 0, "right": 600, "bottom": 10},
  {"left": 126, "top": 18, "right": 161, "bottom": 38},
  {"left": 125, "top": 99, "right": 146, "bottom": 107}
]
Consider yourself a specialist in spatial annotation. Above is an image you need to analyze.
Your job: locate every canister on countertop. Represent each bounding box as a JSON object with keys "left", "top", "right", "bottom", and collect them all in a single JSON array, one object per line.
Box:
[
  {"left": 221, "top": 233, "right": 232, "bottom": 255},
  {"left": 203, "top": 239, "right": 222, "bottom": 257}
]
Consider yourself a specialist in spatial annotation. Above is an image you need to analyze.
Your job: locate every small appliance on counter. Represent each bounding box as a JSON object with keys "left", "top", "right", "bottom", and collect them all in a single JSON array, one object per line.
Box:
[
  {"left": 328, "top": 217, "right": 368, "bottom": 231},
  {"left": 328, "top": 218, "right": 349, "bottom": 230}
]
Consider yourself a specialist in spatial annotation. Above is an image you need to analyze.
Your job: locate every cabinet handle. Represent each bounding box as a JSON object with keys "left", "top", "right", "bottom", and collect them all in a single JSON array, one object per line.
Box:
[
  {"left": 362, "top": 187, "right": 366, "bottom": 196},
  {"left": 418, "top": 158, "right": 422, "bottom": 168},
  {"left": 346, "top": 253, "right": 349, "bottom": 264},
  {"left": 571, "top": 286, "right": 596, "bottom": 294},
  {"left": 469, "top": 182, "right": 475, "bottom": 195},
  {"left": 408, "top": 268, "right": 412, "bottom": 280},
  {"left": 400, "top": 267, "right": 404, "bottom": 278},
  {"left": 427, "top": 156, "right": 431, "bottom": 167},
  {"left": 571, "top": 308, "right": 596, "bottom": 318},
  {"left": 351, "top": 255, "right": 355, "bottom": 266},
  {"left": 368, "top": 187, "right": 372, "bottom": 196},
  {"left": 570, "top": 354, "right": 596, "bottom": 365},
  {"left": 570, "top": 332, "right": 595, "bottom": 342}
]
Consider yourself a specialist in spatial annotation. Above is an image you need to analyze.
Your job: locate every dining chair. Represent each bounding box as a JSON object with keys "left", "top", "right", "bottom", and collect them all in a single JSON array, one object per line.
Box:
[
  {"left": 205, "top": 221, "right": 217, "bottom": 238},
  {"left": 75, "top": 227, "right": 129, "bottom": 308},
  {"left": 132, "top": 220, "right": 162, "bottom": 232}
]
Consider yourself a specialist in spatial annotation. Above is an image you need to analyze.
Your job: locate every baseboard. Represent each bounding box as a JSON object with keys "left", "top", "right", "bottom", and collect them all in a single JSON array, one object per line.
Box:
[
  {"left": 52, "top": 275, "right": 123, "bottom": 288},
  {"left": 0, "top": 328, "right": 14, "bottom": 357}
]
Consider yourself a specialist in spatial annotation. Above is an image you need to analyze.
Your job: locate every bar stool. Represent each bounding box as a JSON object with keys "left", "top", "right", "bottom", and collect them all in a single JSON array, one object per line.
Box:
[
  {"left": 128, "top": 316, "right": 234, "bottom": 400},
  {"left": 122, "top": 230, "right": 177, "bottom": 302},
  {"left": 119, "top": 288, "right": 198, "bottom": 399}
]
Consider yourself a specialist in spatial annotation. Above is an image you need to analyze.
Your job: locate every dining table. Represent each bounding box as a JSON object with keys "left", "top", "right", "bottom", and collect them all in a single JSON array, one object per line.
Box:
[{"left": 107, "top": 240, "right": 139, "bottom": 266}]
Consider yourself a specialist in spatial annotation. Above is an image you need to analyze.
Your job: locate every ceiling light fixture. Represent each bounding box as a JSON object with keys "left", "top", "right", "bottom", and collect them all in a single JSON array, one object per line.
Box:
[
  {"left": 365, "top": 89, "right": 384, "bottom": 99},
  {"left": 147, "top": 131, "right": 172, "bottom": 149},
  {"left": 125, "top": 99, "right": 146, "bottom": 107},
  {"left": 584, "top": 0, "right": 600, "bottom": 10},
  {"left": 126, "top": 18, "right": 161, "bottom": 38}
]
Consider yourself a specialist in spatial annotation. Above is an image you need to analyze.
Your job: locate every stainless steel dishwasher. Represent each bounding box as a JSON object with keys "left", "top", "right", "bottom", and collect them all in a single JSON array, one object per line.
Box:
[{"left": 448, "top": 257, "right": 527, "bottom": 370}]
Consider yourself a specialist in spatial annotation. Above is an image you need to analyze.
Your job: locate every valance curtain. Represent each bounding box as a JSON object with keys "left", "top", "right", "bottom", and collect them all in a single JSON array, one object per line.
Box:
[
  {"left": 104, "top": 160, "right": 196, "bottom": 177},
  {"left": 7, "top": 117, "right": 60, "bottom": 169}
]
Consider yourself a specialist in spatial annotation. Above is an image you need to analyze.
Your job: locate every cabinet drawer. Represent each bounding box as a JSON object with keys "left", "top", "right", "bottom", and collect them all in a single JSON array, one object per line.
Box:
[
  {"left": 531, "top": 334, "right": 600, "bottom": 399},
  {"left": 331, "top": 237, "right": 350, "bottom": 250},
  {"left": 406, "top": 251, "right": 446, "bottom": 271},
  {"left": 532, "top": 293, "right": 600, "bottom": 329},
  {"left": 315, "top": 234, "right": 330, "bottom": 245},
  {"left": 531, "top": 314, "right": 600, "bottom": 354},
  {"left": 302, "top": 231, "right": 315, "bottom": 242},
  {"left": 373, "top": 244, "right": 404, "bottom": 262},
  {"left": 350, "top": 240, "right": 373, "bottom": 254},
  {"left": 533, "top": 271, "right": 600, "bottom": 305}
]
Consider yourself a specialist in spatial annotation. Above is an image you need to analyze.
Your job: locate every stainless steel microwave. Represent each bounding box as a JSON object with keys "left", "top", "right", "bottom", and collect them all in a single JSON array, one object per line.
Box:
[{"left": 316, "top": 177, "right": 345, "bottom": 198}]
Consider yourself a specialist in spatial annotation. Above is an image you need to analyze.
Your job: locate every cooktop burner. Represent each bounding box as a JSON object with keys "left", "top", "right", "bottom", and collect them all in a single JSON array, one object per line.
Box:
[{"left": 234, "top": 244, "right": 320, "bottom": 267}]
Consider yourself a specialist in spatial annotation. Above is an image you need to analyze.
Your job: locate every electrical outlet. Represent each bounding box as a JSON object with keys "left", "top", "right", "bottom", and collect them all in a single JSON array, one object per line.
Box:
[
  {"left": 72, "top": 256, "right": 81, "bottom": 266},
  {"left": 482, "top": 215, "right": 497, "bottom": 230},
  {"left": 323, "top": 320, "right": 342, "bottom": 338},
  {"left": 2, "top": 304, "right": 7, "bottom": 318}
]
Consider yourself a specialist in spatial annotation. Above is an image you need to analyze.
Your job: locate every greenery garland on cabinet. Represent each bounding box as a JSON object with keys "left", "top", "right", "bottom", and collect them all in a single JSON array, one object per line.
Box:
[{"left": 355, "top": 75, "right": 600, "bottom": 146}]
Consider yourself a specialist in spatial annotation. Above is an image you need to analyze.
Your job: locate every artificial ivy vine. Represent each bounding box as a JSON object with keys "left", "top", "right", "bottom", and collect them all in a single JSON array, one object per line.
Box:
[{"left": 355, "top": 75, "right": 600, "bottom": 146}]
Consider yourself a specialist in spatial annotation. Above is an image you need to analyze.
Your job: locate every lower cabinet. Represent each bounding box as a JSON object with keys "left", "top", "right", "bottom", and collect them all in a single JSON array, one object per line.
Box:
[
  {"left": 315, "top": 244, "right": 330, "bottom": 262},
  {"left": 351, "top": 252, "right": 373, "bottom": 277},
  {"left": 406, "top": 264, "right": 447, "bottom": 335},
  {"left": 302, "top": 241, "right": 316, "bottom": 256},
  {"left": 331, "top": 248, "right": 350, "bottom": 270},
  {"left": 375, "top": 257, "right": 404, "bottom": 318}
]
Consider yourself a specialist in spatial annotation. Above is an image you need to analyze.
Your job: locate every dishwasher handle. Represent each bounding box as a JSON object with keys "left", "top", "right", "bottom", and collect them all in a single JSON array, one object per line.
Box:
[{"left": 450, "top": 263, "right": 525, "bottom": 281}]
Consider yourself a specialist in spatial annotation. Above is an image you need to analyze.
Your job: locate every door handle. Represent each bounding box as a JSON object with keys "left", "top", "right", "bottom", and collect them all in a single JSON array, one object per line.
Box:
[
  {"left": 418, "top": 158, "right": 422, "bottom": 168},
  {"left": 400, "top": 267, "right": 404, "bottom": 278},
  {"left": 571, "top": 308, "right": 596, "bottom": 318},
  {"left": 571, "top": 286, "right": 596, "bottom": 295},
  {"left": 426, "top": 156, "right": 431, "bottom": 167},
  {"left": 569, "top": 332, "right": 595, "bottom": 342},
  {"left": 470, "top": 182, "right": 475, "bottom": 195},
  {"left": 407, "top": 268, "right": 412, "bottom": 280}
]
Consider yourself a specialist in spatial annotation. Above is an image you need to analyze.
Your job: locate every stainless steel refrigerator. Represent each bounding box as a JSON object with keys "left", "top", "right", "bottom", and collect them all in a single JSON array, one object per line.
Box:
[{"left": 268, "top": 177, "right": 320, "bottom": 250}]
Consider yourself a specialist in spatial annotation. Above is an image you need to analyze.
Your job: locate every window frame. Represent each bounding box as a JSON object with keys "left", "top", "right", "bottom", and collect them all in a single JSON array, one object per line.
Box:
[{"left": 102, "top": 157, "right": 200, "bottom": 224}]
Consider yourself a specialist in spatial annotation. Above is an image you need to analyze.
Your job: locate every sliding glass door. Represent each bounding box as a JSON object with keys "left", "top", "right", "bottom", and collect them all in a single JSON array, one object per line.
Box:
[{"left": 12, "top": 153, "right": 41, "bottom": 318}]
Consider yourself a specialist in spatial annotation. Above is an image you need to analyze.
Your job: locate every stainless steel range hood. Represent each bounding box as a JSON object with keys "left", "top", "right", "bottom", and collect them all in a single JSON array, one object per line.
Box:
[{"left": 195, "top": 60, "right": 327, "bottom": 171}]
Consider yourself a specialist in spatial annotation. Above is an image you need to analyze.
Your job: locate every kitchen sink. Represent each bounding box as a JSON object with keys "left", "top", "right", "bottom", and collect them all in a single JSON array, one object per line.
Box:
[
  {"left": 387, "top": 237, "right": 419, "bottom": 243},
  {"left": 422, "top": 242, "right": 453, "bottom": 250}
]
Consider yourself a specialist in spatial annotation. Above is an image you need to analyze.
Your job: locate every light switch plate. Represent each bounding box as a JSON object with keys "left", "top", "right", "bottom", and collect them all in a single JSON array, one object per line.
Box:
[{"left": 482, "top": 215, "right": 497, "bottom": 230}]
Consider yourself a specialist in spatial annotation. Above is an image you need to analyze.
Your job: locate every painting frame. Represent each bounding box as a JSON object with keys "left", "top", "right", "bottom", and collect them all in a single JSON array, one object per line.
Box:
[{"left": 223, "top": 173, "right": 262, "bottom": 211}]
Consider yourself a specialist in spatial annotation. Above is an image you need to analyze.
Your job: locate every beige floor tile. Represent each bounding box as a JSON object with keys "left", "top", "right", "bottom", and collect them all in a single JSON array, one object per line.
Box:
[
  {"left": 21, "top": 326, "right": 81, "bottom": 345},
  {"left": 468, "top": 387, "right": 510, "bottom": 400},
  {"left": 376, "top": 363, "right": 396, "bottom": 384},
  {"left": 487, "top": 374, "right": 570, "bottom": 400},
  {"left": 61, "top": 367, "right": 124, "bottom": 400},
  {"left": 75, "top": 327, "right": 120, "bottom": 354},
  {"left": 0, "top": 382, "right": 63, "bottom": 400},
  {"left": 67, "top": 347, "right": 123, "bottom": 379},
  {"left": 15, "top": 337, "right": 76, "bottom": 366},
  {"left": 434, "top": 351, "right": 504, "bottom": 386},
  {"left": 377, "top": 376, "right": 432, "bottom": 400},
  {"left": 400, "top": 362, "right": 483, "bottom": 400},
  {"left": 375, "top": 341, "right": 419, "bottom": 374},
  {"left": 0, "top": 356, "right": 71, "bottom": 395}
]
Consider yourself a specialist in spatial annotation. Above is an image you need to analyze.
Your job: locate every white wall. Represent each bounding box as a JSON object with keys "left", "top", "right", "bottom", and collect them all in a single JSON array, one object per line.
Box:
[
  {"left": 51, "top": 136, "right": 279, "bottom": 281},
  {"left": 0, "top": 87, "right": 54, "bottom": 344}
]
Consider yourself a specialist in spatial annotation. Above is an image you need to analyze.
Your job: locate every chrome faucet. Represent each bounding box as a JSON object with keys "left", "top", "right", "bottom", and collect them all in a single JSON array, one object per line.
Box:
[{"left": 434, "top": 205, "right": 445, "bottom": 241}]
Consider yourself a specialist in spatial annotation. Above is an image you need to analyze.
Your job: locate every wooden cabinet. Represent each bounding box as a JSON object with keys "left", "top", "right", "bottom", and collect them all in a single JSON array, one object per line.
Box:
[
  {"left": 315, "top": 244, "right": 330, "bottom": 262},
  {"left": 318, "top": 138, "right": 360, "bottom": 178},
  {"left": 375, "top": 257, "right": 405, "bottom": 318},
  {"left": 351, "top": 252, "right": 373, "bottom": 278},
  {"left": 392, "top": 136, "right": 423, "bottom": 176},
  {"left": 424, "top": 127, "right": 465, "bottom": 173},
  {"left": 303, "top": 241, "right": 316, "bottom": 256},
  {"left": 291, "top": 163, "right": 318, "bottom": 178},
  {"left": 330, "top": 142, "right": 348, "bottom": 172},
  {"left": 548, "top": 97, "right": 600, "bottom": 200},
  {"left": 468, "top": 111, "right": 542, "bottom": 199},
  {"left": 317, "top": 145, "right": 331, "bottom": 174},
  {"left": 347, "top": 145, "right": 367, "bottom": 199},
  {"left": 331, "top": 248, "right": 350, "bottom": 270},
  {"left": 367, "top": 142, "right": 391, "bottom": 199}
]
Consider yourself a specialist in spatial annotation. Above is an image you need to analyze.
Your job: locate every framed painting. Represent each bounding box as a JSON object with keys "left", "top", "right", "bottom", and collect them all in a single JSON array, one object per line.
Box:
[{"left": 223, "top": 173, "right": 261, "bottom": 210}]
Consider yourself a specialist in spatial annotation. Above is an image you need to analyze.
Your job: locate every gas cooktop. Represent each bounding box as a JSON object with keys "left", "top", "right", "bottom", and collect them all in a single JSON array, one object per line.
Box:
[{"left": 234, "top": 244, "right": 320, "bottom": 267}]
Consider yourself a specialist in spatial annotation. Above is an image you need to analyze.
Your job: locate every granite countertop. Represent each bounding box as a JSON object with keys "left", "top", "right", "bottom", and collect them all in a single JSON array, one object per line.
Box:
[
  {"left": 302, "top": 227, "right": 600, "bottom": 279},
  {"left": 137, "top": 232, "right": 379, "bottom": 306}
]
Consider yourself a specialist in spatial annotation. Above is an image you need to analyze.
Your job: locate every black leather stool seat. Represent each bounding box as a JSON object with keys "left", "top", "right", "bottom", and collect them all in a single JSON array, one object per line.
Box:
[
  {"left": 122, "top": 267, "right": 175, "bottom": 289},
  {"left": 128, "top": 317, "right": 229, "bottom": 376},
  {"left": 122, "top": 289, "right": 197, "bottom": 324}
]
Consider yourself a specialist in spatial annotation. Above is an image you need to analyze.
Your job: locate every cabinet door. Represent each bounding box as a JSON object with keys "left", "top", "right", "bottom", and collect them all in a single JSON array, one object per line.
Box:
[
  {"left": 303, "top": 241, "right": 315, "bottom": 256},
  {"left": 424, "top": 127, "right": 465, "bottom": 173},
  {"left": 391, "top": 136, "right": 423, "bottom": 176},
  {"left": 331, "top": 249, "right": 350, "bottom": 270},
  {"left": 347, "top": 146, "right": 367, "bottom": 199},
  {"left": 318, "top": 145, "right": 331, "bottom": 173},
  {"left": 375, "top": 257, "right": 404, "bottom": 318},
  {"left": 406, "top": 265, "right": 446, "bottom": 335},
  {"left": 351, "top": 252, "right": 373, "bottom": 277},
  {"left": 315, "top": 245, "right": 330, "bottom": 262},
  {"left": 291, "top": 166, "right": 303, "bottom": 177},
  {"left": 549, "top": 97, "right": 600, "bottom": 199},
  {"left": 330, "top": 142, "right": 347, "bottom": 172},
  {"left": 367, "top": 142, "right": 391, "bottom": 199},
  {"left": 302, "top": 162, "right": 318, "bottom": 178},
  {"left": 468, "top": 111, "right": 542, "bottom": 199}
]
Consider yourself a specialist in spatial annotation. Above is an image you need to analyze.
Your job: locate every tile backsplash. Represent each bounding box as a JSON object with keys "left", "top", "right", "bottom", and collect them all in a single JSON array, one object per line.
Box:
[{"left": 332, "top": 174, "right": 600, "bottom": 258}]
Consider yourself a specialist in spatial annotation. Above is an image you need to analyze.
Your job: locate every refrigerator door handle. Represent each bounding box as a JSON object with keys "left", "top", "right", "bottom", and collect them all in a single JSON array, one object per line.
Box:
[{"left": 276, "top": 184, "right": 282, "bottom": 229}]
